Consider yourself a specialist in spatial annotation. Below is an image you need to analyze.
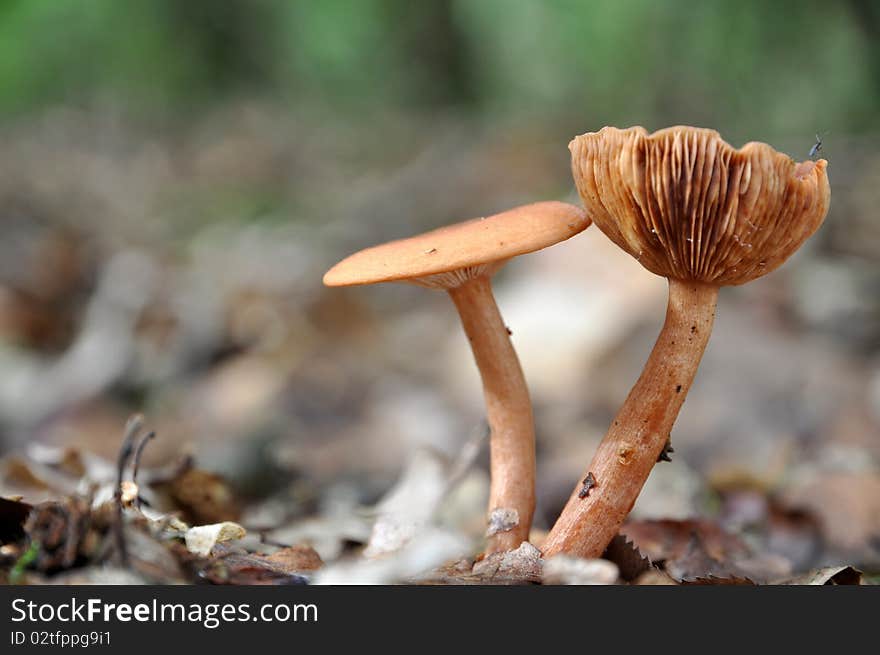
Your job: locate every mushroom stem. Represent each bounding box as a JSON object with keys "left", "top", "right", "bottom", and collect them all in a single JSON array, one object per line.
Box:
[
  {"left": 542, "top": 278, "right": 718, "bottom": 559},
  {"left": 448, "top": 275, "right": 535, "bottom": 553}
]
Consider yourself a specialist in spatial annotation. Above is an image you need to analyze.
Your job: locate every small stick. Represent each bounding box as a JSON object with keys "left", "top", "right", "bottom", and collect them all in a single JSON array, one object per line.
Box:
[
  {"left": 114, "top": 414, "right": 143, "bottom": 566},
  {"left": 131, "top": 431, "right": 156, "bottom": 492}
]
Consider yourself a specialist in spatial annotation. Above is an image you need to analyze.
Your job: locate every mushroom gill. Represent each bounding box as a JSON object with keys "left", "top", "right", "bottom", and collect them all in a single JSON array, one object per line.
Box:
[{"left": 569, "top": 126, "right": 830, "bottom": 286}]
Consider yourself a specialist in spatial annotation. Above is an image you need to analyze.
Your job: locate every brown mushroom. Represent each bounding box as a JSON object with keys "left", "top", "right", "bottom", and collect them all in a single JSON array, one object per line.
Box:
[
  {"left": 324, "top": 201, "right": 591, "bottom": 553},
  {"left": 542, "top": 126, "right": 830, "bottom": 559}
]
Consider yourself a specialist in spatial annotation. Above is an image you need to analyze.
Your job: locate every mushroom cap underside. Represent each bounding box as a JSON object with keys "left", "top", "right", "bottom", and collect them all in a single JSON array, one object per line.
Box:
[
  {"left": 323, "top": 201, "right": 590, "bottom": 287},
  {"left": 570, "top": 126, "right": 830, "bottom": 286}
]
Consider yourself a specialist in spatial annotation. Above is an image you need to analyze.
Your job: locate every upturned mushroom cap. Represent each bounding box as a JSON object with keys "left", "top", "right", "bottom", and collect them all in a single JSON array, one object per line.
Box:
[
  {"left": 323, "top": 201, "right": 590, "bottom": 289},
  {"left": 570, "top": 126, "right": 830, "bottom": 286}
]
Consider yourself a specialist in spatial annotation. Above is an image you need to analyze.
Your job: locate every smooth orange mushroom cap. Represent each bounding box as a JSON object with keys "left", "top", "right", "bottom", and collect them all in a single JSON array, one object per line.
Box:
[
  {"left": 570, "top": 126, "right": 830, "bottom": 286},
  {"left": 322, "top": 201, "right": 591, "bottom": 289}
]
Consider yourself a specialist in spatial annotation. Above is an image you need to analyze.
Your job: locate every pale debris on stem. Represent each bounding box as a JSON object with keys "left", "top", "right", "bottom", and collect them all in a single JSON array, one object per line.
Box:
[{"left": 485, "top": 507, "right": 520, "bottom": 537}]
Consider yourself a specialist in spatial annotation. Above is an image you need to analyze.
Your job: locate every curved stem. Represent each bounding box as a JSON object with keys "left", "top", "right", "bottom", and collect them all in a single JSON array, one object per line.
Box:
[
  {"left": 542, "top": 279, "right": 718, "bottom": 559},
  {"left": 448, "top": 275, "right": 535, "bottom": 553}
]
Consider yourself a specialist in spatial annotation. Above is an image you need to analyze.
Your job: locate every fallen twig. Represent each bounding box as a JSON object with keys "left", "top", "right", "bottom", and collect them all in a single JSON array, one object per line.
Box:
[
  {"left": 114, "top": 414, "right": 144, "bottom": 567},
  {"left": 131, "top": 430, "right": 156, "bottom": 506}
]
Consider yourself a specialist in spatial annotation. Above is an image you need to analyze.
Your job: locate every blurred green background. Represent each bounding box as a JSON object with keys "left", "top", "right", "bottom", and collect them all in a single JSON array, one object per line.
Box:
[{"left": 1, "top": 0, "right": 877, "bottom": 139}]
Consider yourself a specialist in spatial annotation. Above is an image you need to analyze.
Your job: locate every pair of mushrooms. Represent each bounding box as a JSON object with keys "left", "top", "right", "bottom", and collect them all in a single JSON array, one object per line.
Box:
[{"left": 324, "top": 126, "right": 830, "bottom": 558}]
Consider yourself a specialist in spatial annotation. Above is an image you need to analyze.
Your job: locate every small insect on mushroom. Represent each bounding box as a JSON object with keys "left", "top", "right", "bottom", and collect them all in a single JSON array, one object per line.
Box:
[
  {"left": 578, "top": 472, "right": 597, "bottom": 499},
  {"left": 808, "top": 133, "right": 823, "bottom": 160}
]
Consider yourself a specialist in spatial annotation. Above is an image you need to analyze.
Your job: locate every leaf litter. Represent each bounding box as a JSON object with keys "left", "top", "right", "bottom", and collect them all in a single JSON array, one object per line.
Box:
[{"left": 0, "top": 414, "right": 871, "bottom": 585}]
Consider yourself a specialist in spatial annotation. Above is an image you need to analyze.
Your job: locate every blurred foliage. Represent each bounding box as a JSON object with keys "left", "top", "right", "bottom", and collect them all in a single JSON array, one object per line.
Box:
[
  {"left": 0, "top": 0, "right": 876, "bottom": 140},
  {"left": 0, "top": 2, "right": 877, "bottom": 578}
]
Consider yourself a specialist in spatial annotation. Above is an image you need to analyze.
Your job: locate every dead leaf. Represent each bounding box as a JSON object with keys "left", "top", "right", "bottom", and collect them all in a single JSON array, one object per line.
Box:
[
  {"left": 622, "top": 519, "right": 761, "bottom": 581},
  {"left": 125, "top": 527, "right": 187, "bottom": 583},
  {"left": 314, "top": 527, "right": 468, "bottom": 585},
  {"left": 40, "top": 567, "right": 150, "bottom": 585},
  {"left": 139, "top": 505, "right": 189, "bottom": 535},
  {"left": 472, "top": 542, "right": 543, "bottom": 583},
  {"left": 24, "top": 497, "right": 93, "bottom": 571},
  {"left": 777, "top": 566, "right": 863, "bottom": 585},
  {"left": 27, "top": 444, "right": 89, "bottom": 478},
  {"left": 198, "top": 550, "right": 310, "bottom": 585},
  {"left": 2, "top": 456, "right": 78, "bottom": 496},
  {"left": 485, "top": 508, "right": 519, "bottom": 537},
  {"left": 633, "top": 570, "right": 679, "bottom": 585},
  {"left": 781, "top": 471, "right": 880, "bottom": 563},
  {"left": 681, "top": 575, "right": 757, "bottom": 585},
  {"left": 365, "top": 435, "right": 483, "bottom": 557},
  {"left": 0, "top": 497, "right": 32, "bottom": 542},
  {"left": 264, "top": 514, "right": 372, "bottom": 562},
  {"left": 365, "top": 455, "right": 445, "bottom": 556},
  {"left": 623, "top": 518, "right": 751, "bottom": 564},
  {"left": 163, "top": 468, "right": 241, "bottom": 524},
  {"left": 666, "top": 532, "right": 747, "bottom": 582}
]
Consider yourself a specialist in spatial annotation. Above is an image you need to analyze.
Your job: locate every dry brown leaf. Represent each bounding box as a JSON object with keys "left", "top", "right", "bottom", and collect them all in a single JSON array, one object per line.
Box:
[
  {"left": 313, "top": 527, "right": 468, "bottom": 585},
  {"left": 777, "top": 566, "right": 863, "bottom": 585},
  {"left": 681, "top": 575, "right": 758, "bottom": 585},
  {"left": 622, "top": 518, "right": 751, "bottom": 564},
  {"left": 633, "top": 570, "right": 679, "bottom": 585},
  {"left": 184, "top": 522, "right": 246, "bottom": 556},
  {"left": 198, "top": 551, "right": 310, "bottom": 585},
  {"left": 602, "top": 534, "right": 653, "bottom": 581}
]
